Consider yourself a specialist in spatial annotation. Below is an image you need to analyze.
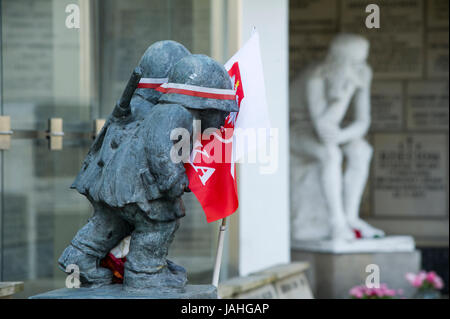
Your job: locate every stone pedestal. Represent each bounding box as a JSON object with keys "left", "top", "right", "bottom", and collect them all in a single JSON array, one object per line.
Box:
[
  {"left": 291, "top": 237, "right": 421, "bottom": 299},
  {"left": 292, "top": 236, "right": 416, "bottom": 253},
  {"left": 29, "top": 284, "right": 217, "bottom": 299}
]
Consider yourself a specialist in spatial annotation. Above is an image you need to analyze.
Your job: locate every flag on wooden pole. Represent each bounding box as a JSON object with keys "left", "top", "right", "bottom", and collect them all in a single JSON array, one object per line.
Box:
[
  {"left": 183, "top": 30, "right": 270, "bottom": 286},
  {"left": 185, "top": 30, "right": 270, "bottom": 223}
]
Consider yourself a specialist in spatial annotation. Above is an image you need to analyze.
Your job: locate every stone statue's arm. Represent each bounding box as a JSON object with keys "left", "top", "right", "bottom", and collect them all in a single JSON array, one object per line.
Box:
[
  {"left": 306, "top": 78, "right": 342, "bottom": 143},
  {"left": 334, "top": 81, "right": 371, "bottom": 144},
  {"left": 319, "top": 95, "right": 352, "bottom": 125},
  {"left": 147, "top": 105, "right": 193, "bottom": 199}
]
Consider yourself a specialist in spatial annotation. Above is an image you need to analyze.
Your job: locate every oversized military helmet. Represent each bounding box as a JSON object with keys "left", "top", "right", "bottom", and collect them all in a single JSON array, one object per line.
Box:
[
  {"left": 159, "top": 54, "right": 239, "bottom": 112},
  {"left": 135, "top": 40, "right": 191, "bottom": 103}
]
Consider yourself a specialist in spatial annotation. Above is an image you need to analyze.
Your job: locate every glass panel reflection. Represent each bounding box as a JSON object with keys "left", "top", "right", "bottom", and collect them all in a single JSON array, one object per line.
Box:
[
  {"left": 1, "top": 0, "right": 223, "bottom": 297},
  {"left": 3, "top": 138, "right": 92, "bottom": 297}
]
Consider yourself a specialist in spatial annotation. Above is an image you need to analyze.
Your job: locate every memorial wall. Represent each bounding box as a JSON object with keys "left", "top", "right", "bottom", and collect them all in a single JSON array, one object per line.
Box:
[{"left": 289, "top": 0, "right": 449, "bottom": 246}]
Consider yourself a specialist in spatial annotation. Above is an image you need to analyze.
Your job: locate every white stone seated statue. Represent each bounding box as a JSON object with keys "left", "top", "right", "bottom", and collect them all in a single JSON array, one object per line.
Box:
[{"left": 290, "top": 33, "right": 385, "bottom": 242}]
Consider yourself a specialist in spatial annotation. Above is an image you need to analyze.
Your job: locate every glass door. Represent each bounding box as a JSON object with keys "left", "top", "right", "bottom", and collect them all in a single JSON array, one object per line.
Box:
[
  {"left": 1, "top": 0, "right": 229, "bottom": 298},
  {"left": 0, "top": 0, "right": 96, "bottom": 297}
]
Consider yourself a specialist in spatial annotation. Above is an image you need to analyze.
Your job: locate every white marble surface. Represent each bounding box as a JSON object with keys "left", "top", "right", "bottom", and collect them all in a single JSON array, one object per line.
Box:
[{"left": 291, "top": 236, "right": 416, "bottom": 253}]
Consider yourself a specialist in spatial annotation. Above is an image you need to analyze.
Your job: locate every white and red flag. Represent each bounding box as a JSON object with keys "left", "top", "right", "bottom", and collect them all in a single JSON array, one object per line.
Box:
[{"left": 185, "top": 30, "right": 270, "bottom": 223}]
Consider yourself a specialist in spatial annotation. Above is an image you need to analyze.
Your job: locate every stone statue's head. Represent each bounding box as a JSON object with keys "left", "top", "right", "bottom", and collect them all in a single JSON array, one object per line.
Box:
[
  {"left": 321, "top": 34, "right": 371, "bottom": 96},
  {"left": 159, "top": 54, "right": 239, "bottom": 131},
  {"left": 326, "top": 33, "right": 369, "bottom": 64},
  {"left": 136, "top": 40, "right": 191, "bottom": 104}
]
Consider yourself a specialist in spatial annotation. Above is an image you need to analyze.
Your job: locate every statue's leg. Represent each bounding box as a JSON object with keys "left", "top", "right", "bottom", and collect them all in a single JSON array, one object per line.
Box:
[
  {"left": 342, "top": 139, "right": 384, "bottom": 238},
  {"left": 297, "top": 136, "right": 355, "bottom": 240},
  {"left": 58, "top": 200, "right": 132, "bottom": 287},
  {"left": 318, "top": 144, "right": 355, "bottom": 240},
  {"left": 121, "top": 204, "right": 187, "bottom": 291}
]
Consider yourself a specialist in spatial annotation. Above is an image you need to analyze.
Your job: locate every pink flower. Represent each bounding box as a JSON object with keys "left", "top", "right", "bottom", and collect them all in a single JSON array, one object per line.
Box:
[
  {"left": 384, "top": 289, "right": 397, "bottom": 297},
  {"left": 364, "top": 287, "right": 376, "bottom": 296},
  {"left": 426, "top": 271, "right": 438, "bottom": 283},
  {"left": 374, "top": 288, "right": 384, "bottom": 297},
  {"left": 432, "top": 276, "right": 444, "bottom": 290},
  {"left": 405, "top": 270, "right": 444, "bottom": 291},
  {"left": 354, "top": 291, "right": 364, "bottom": 298},
  {"left": 349, "top": 284, "right": 400, "bottom": 299},
  {"left": 412, "top": 276, "right": 424, "bottom": 288},
  {"left": 376, "top": 283, "right": 397, "bottom": 297},
  {"left": 409, "top": 271, "right": 427, "bottom": 288},
  {"left": 405, "top": 272, "right": 417, "bottom": 285},
  {"left": 349, "top": 286, "right": 364, "bottom": 298},
  {"left": 425, "top": 271, "right": 443, "bottom": 289},
  {"left": 418, "top": 271, "right": 427, "bottom": 281}
]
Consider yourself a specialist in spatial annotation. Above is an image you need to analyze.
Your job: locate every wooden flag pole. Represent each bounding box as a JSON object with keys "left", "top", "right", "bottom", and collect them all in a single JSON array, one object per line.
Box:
[{"left": 212, "top": 217, "right": 228, "bottom": 287}]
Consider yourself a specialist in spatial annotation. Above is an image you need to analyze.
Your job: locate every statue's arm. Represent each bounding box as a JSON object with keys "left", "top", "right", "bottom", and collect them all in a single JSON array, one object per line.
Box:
[
  {"left": 305, "top": 78, "right": 326, "bottom": 122},
  {"left": 335, "top": 88, "right": 371, "bottom": 144},
  {"left": 319, "top": 98, "right": 352, "bottom": 126},
  {"left": 335, "top": 68, "right": 372, "bottom": 144},
  {"left": 306, "top": 78, "right": 342, "bottom": 143}
]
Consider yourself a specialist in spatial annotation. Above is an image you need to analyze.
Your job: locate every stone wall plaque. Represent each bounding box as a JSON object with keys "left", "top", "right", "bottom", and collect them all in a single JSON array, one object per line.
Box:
[
  {"left": 406, "top": 81, "right": 449, "bottom": 131},
  {"left": 341, "top": 0, "right": 424, "bottom": 79},
  {"left": 290, "top": 0, "right": 338, "bottom": 32},
  {"left": 373, "top": 134, "right": 448, "bottom": 217},
  {"left": 341, "top": 0, "right": 423, "bottom": 33},
  {"left": 273, "top": 273, "right": 313, "bottom": 299},
  {"left": 289, "top": 33, "right": 334, "bottom": 80},
  {"left": 220, "top": 263, "right": 313, "bottom": 299},
  {"left": 426, "top": 31, "right": 449, "bottom": 79},
  {"left": 2, "top": 0, "right": 53, "bottom": 103},
  {"left": 370, "top": 81, "right": 404, "bottom": 131},
  {"left": 427, "top": 0, "right": 449, "bottom": 29}
]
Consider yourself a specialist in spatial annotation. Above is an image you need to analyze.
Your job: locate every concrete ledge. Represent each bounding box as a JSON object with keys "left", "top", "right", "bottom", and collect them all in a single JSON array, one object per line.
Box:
[
  {"left": 219, "top": 274, "right": 276, "bottom": 297},
  {"left": 29, "top": 284, "right": 217, "bottom": 299},
  {"left": 291, "top": 236, "right": 415, "bottom": 253},
  {"left": 219, "top": 262, "right": 313, "bottom": 299},
  {"left": 0, "top": 282, "right": 24, "bottom": 299},
  {"left": 254, "top": 262, "right": 310, "bottom": 279}
]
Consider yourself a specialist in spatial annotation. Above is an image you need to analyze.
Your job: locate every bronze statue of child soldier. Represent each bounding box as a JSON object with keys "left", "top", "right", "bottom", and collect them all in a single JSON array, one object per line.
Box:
[
  {"left": 58, "top": 41, "right": 190, "bottom": 288},
  {"left": 59, "top": 51, "right": 238, "bottom": 291}
]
